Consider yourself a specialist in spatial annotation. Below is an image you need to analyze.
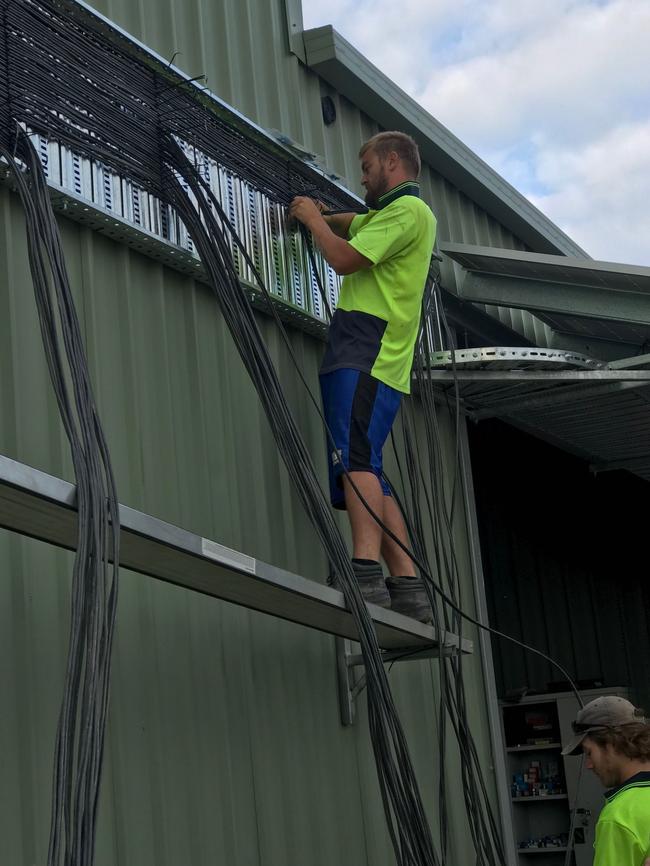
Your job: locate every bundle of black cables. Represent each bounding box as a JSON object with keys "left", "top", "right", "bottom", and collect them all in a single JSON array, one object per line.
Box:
[
  {"left": 160, "top": 138, "right": 582, "bottom": 866},
  {"left": 1, "top": 127, "right": 120, "bottom": 866},
  {"left": 161, "top": 134, "right": 442, "bottom": 866},
  {"left": 381, "top": 277, "right": 585, "bottom": 864},
  {"left": 388, "top": 308, "right": 506, "bottom": 865}
]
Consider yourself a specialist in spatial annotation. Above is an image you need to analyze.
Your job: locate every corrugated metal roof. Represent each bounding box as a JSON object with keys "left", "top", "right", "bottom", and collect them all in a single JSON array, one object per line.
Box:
[
  {"left": 536, "top": 313, "right": 650, "bottom": 346},
  {"left": 430, "top": 350, "right": 650, "bottom": 480}
]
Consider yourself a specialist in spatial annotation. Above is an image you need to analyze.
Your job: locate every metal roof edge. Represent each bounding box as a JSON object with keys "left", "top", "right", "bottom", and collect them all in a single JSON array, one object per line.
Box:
[
  {"left": 301, "top": 26, "right": 588, "bottom": 259},
  {"left": 440, "top": 242, "right": 650, "bottom": 278}
]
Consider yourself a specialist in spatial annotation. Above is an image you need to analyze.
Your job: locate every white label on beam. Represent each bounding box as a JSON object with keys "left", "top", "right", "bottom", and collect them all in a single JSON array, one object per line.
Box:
[{"left": 201, "top": 538, "right": 257, "bottom": 574}]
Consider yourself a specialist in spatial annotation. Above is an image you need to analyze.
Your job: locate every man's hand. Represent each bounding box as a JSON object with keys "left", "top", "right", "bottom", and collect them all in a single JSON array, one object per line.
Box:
[
  {"left": 289, "top": 196, "right": 323, "bottom": 230},
  {"left": 288, "top": 196, "right": 370, "bottom": 275}
]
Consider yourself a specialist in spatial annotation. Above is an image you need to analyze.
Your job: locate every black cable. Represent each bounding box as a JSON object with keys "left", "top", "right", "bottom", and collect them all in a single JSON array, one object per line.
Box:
[
  {"left": 167, "top": 138, "right": 581, "bottom": 863},
  {"left": 2, "top": 128, "right": 120, "bottom": 866},
  {"left": 160, "top": 136, "right": 442, "bottom": 866}
]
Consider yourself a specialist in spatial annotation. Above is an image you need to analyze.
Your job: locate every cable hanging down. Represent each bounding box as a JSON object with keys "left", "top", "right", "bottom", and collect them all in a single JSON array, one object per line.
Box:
[
  {"left": 1, "top": 129, "right": 120, "bottom": 866},
  {"left": 162, "top": 135, "right": 442, "bottom": 866}
]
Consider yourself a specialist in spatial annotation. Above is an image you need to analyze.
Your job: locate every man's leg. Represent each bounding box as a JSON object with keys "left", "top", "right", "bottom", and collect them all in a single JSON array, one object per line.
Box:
[
  {"left": 380, "top": 495, "right": 416, "bottom": 577},
  {"left": 381, "top": 492, "right": 433, "bottom": 624},
  {"left": 342, "top": 470, "right": 385, "bottom": 561},
  {"left": 342, "top": 471, "right": 391, "bottom": 608}
]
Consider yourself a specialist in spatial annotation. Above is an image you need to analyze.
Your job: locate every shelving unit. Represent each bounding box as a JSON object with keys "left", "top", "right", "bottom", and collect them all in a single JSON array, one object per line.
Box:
[
  {"left": 501, "top": 696, "right": 571, "bottom": 865},
  {"left": 513, "top": 795, "right": 567, "bottom": 803},
  {"left": 500, "top": 689, "right": 628, "bottom": 866}
]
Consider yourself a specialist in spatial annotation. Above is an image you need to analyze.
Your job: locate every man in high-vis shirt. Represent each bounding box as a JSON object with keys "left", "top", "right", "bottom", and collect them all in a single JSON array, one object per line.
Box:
[
  {"left": 562, "top": 696, "right": 650, "bottom": 866},
  {"left": 290, "top": 131, "right": 436, "bottom": 621}
]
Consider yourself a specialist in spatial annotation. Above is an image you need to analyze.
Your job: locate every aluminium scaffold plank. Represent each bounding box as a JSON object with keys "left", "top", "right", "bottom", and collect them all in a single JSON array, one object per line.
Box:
[{"left": 0, "top": 453, "right": 472, "bottom": 654}]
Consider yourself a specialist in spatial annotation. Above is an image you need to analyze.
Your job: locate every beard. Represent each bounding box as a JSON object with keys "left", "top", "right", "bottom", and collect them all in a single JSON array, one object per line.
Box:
[{"left": 364, "top": 166, "right": 389, "bottom": 209}]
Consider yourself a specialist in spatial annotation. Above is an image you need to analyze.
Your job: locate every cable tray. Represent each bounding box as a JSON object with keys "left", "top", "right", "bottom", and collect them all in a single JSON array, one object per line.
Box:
[{"left": 429, "top": 347, "right": 603, "bottom": 371}]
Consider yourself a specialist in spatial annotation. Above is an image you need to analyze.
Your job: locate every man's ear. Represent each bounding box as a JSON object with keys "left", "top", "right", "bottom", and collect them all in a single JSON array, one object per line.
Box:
[{"left": 386, "top": 150, "right": 399, "bottom": 171}]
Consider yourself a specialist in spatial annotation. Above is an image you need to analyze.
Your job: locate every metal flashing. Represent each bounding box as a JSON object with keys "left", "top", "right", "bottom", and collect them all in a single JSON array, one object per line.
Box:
[
  {"left": 441, "top": 242, "right": 650, "bottom": 347},
  {"left": 284, "top": 0, "right": 307, "bottom": 61},
  {"left": 0, "top": 453, "right": 472, "bottom": 653}
]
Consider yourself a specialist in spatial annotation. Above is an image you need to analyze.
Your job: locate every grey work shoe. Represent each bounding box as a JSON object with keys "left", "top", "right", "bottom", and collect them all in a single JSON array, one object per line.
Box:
[
  {"left": 352, "top": 560, "right": 391, "bottom": 609},
  {"left": 386, "top": 576, "right": 432, "bottom": 623}
]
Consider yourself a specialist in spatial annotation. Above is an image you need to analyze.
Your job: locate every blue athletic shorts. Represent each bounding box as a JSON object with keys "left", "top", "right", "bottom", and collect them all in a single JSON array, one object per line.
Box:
[{"left": 319, "top": 368, "right": 402, "bottom": 510}]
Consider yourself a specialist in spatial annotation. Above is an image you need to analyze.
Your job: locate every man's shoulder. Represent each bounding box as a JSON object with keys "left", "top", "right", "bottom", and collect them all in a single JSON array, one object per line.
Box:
[
  {"left": 383, "top": 194, "right": 435, "bottom": 219},
  {"left": 602, "top": 778, "right": 650, "bottom": 825}
]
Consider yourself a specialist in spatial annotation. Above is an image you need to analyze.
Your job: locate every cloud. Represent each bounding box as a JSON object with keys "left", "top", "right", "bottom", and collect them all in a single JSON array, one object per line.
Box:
[
  {"left": 419, "top": 0, "right": 650, "bottom": 150},
  {"left": 529, "top": 121, "right": 650, "bottom": 265},
  {"left": 303, "top": 0, "right": 466, "bottom": 94}
]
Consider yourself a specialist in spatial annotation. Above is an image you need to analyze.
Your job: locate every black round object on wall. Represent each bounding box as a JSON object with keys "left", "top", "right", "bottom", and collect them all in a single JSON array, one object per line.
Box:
[{"left": 321, "top": 95, "right": 337, "bottom": 125}]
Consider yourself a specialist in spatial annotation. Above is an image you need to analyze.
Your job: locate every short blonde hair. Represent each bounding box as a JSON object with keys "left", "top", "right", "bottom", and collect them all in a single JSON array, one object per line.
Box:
[{"left": 359, "top": 131, "right": 421, "bottom": 178}]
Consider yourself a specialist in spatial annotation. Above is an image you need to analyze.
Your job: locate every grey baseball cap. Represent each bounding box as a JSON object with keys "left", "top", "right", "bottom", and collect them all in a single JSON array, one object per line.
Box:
[{"left": 562, "top": 696, "right": 646, "bottom": 756}]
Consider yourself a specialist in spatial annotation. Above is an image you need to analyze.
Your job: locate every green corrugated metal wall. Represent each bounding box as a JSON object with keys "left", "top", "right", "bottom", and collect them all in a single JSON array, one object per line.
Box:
[
  {"left": 0, "top": 1, "right": 516, "bottom": 863},
  {"left": 0, "top": 202, "right": 494, "bottom": 864}
]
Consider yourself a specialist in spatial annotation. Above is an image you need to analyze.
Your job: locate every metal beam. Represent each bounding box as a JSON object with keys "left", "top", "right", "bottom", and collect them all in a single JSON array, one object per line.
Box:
[
  {"left": 439, "top": 286, "right": 536, "bottom": 348},
  {"left": 459, "top": 272, "right": 650, "bottom": 326},
  {"left": 426, "top": 370, "right": 650, "bottom": 383},
  {"left": 590, "top": 454, "right": 650, "bottom": 474},
  {"left": 608, "top": 353, "right": 650, "bottom": 370},
  {"left": 458, "top": 421, "right": 518, "bottom": 866},
  {"left": 336, "top": 637, "right": 462, "bottom": 726},
  {"left": 0, "top": 454, "right": 471, "bottom": 654}
]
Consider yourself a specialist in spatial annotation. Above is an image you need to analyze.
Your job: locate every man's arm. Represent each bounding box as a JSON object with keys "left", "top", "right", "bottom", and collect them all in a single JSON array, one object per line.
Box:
[
  {"left": 322, "top": 209, "right": 356, "bottom": 238},
  {"left": 289, "top": 196, "right": 371, "bottom": 276}
]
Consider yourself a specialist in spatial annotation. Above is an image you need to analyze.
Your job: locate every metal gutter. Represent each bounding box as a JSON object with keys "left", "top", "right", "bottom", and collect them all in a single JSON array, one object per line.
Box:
[
  {"left": 440, "top": 242, "right": 650, "bottom": 342},
  {"left": 0, "top": 453, "right": 472, "bottom": 654},
  {"left": 300, "top": 26, "right": 588, "bottom": 258},
  {"left": 440, "top": 242, "right": 650, "bottom": 281}
]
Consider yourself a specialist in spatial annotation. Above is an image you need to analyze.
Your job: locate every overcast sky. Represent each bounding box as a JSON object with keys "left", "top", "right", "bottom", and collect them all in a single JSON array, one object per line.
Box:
[{"left": 302, "top": 0, "right": 650, "bottom": 266}]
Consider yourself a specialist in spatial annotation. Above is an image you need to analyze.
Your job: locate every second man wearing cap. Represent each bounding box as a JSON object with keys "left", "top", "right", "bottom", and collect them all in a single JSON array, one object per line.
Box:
[{"left": 563, "top": 695, "right": 650, "bottom": 866}]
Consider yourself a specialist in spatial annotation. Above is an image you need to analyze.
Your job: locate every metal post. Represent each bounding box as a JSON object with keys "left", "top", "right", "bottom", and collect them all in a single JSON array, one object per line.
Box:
[{"left": 458, "top": 420, "right": 518, "bottom": 866}]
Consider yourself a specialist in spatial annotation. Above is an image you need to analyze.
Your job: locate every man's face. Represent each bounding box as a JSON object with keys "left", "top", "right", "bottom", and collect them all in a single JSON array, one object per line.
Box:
[
  {"left": 582, "top": 737, "right": 626, "bottom": 788},
  {"left": 360, "top": 148, "right": 390, "bottom": 208}
]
